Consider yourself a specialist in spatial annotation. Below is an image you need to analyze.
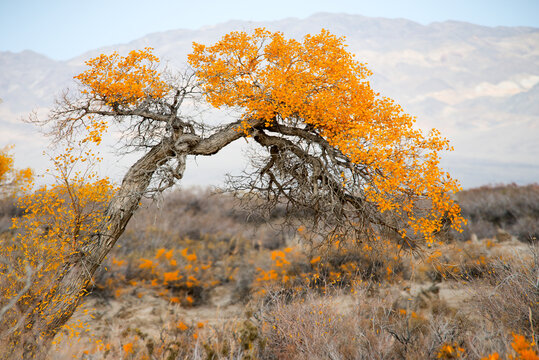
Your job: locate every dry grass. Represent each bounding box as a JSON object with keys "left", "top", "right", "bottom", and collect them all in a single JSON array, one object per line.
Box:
[
  {"left": 1, "top": 185, "right": 538, "bottom": 359},
  {"left": 455, "top": 183, "right": 539, "bottom": 242}
]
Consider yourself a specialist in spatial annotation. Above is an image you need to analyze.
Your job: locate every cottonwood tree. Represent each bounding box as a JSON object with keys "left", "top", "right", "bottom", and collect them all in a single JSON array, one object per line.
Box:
[{"left": 1, "top": 29, "right": 464, "bottom": 358}]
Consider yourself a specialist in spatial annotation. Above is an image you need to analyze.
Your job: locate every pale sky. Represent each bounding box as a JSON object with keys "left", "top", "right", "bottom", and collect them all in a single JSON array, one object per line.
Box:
[{"left": 1, "top": 0, "right": 538, "bottom": 60}]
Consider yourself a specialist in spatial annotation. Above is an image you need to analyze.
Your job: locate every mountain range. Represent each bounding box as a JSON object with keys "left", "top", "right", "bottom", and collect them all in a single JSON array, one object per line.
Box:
[{"left": 1, "top": 13, "right": 538, "bottom": 188}]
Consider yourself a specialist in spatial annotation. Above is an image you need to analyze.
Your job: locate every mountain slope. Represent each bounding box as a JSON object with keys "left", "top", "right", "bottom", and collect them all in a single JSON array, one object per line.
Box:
[{"left": 1, "top": 13, "right": 538, "bottom": 187}]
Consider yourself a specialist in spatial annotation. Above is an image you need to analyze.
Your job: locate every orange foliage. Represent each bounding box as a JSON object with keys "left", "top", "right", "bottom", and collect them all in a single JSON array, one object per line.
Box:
[
  {"left": 437, "top": 343, "right": 465, "bottom": 359},
  {"left": 74, "top": 48, "right": 169, "bottom": 107},
  {"left": 112, "top": 257, "right": 126, "bottom": 267},
  {"left": 136, "top": 247, "right": 216, "bottom": 306},
  {"left": 510, "top": 333, "right": 539, "bottom": 360},
  {"left": 139, "top": 258, "right": 154, "bottom": 270},
  {"left": 0, "top": 114, "right": 114, "bottom": 338},
  {"left": 481, "top": 334, "right": 539, "bottom": 360},
  {"left": 122, "top": 342, "right": 134, "bottom": 354},
  {"left": 3, "top": 174, "right": 113, "bottom": 306},
  {"left": 0, "top": 146, "right": 33, "bottom": 197},
  {"left": 254, "top": 240, "right": 388, "bottom": 295},
  {"left": 163, "top": 270, "right": 181, "bottom": 283},
  {"left": 155, "top": 248, "right": 166, "bottom": 259},
  {"left": 188, "top": 28, "right": 464, "bottom": 243}
]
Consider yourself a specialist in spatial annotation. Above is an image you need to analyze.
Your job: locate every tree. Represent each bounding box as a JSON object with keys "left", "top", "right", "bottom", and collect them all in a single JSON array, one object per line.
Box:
[
  {"left": 0, "top": 147, "right": 34, "bottom": 352},
  {"left": 1, "top": 29, "right": 463, "bottom": 358},
  {"left": 0, "top": 146, "right": 32, "bottom": 197}
]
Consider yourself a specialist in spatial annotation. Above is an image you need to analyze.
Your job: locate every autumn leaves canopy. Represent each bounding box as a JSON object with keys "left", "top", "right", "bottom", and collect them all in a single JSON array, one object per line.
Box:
[
  {"left": 188, "top": 28, "right": 464, "bottom": 242},
  {"left": 74, "top": 48, "right": 169, "bottom": 108},
  {"left": 74, "top": 27, "right": 464, "bottom": 243}
]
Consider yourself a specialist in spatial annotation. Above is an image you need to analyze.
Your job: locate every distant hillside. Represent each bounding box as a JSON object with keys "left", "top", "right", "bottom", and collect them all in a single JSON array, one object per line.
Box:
[{"left": 1, "top": 13, "right": 538, "bottom": 187}]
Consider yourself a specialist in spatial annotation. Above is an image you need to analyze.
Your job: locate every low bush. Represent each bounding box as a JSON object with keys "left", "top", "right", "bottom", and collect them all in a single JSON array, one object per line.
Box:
[{"left": 455, "top": 184, "right": 539, "bottom": 242}]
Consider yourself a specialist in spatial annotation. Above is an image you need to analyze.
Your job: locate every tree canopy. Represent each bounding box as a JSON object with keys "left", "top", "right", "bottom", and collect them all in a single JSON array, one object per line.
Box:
[{"left": 188, "top": 28, "right": 464, "bottom": 243}]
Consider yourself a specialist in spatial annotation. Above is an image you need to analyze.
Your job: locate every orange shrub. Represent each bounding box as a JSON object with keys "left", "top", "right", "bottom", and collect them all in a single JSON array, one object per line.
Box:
[{"left": 136, "top": 247, "right": 218, "bottom": 306}]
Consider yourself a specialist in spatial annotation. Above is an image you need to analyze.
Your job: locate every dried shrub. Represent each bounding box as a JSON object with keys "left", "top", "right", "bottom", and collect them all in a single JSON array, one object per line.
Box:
[
  {"left": 455, "top": 184, "right": 539, "bottom": 242},
  {"left": 472, "top": 244, "right": 539, "bottom": 339}
]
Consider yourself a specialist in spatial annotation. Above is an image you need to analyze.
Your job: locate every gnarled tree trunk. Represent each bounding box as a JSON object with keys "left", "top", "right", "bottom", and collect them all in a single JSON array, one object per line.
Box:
[{"left": 7, "top": 118, "right": 260, "bottom": 360}]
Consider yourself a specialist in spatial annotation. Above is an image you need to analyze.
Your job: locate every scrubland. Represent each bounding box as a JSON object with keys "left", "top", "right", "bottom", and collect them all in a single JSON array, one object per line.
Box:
[{"left": 1, "top": 184, "right": 538, "bottom": 359}]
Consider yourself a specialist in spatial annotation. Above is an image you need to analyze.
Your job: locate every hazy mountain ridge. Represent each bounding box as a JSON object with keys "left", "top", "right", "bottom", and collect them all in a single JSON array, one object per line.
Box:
[
  {"left": 0, "top": 50, "right": 74, "bottom": 111},
  {"left": 1, "top": 13, "right": 538, "bottom": 187}
]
